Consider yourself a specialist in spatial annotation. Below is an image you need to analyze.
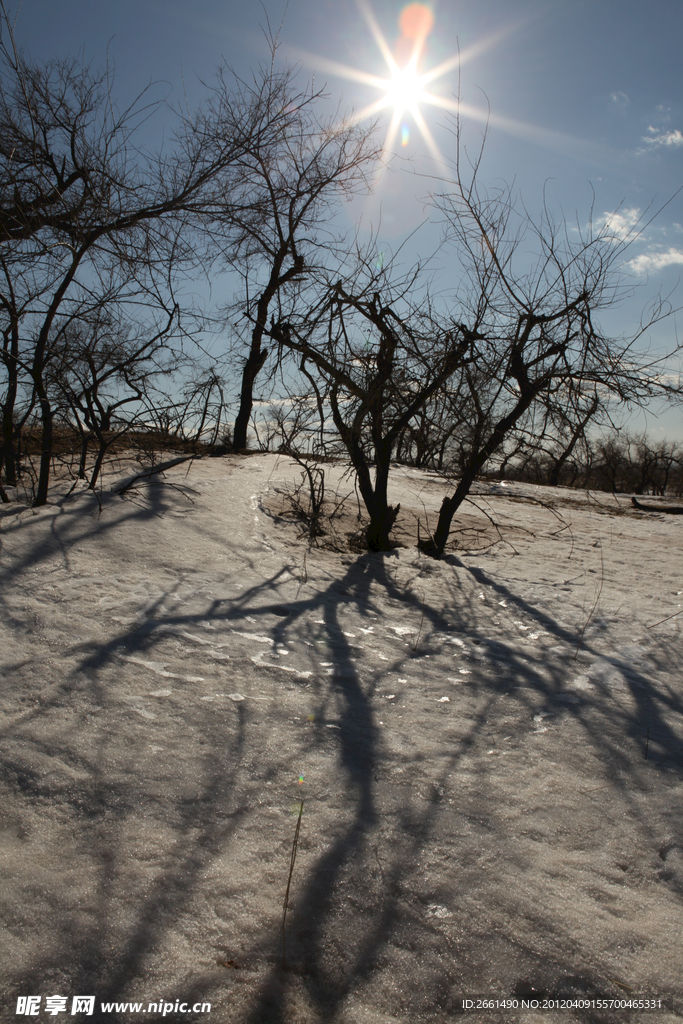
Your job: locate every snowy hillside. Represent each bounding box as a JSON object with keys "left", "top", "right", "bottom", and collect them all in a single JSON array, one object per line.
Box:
[{"left": 1, "top": 453, "right": 682, "bottom": 1024}]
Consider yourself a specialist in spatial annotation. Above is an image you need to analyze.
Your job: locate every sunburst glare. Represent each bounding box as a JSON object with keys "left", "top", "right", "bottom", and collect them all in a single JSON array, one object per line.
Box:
[
  {"left": 349, "top": 0, "right": 458, "bottom": 163},
  {"left": 289, "top": 1, "right": 468, "bottom": 164},
  {"left": 292, "top": 1, "right": 598, "bottom": 171}
]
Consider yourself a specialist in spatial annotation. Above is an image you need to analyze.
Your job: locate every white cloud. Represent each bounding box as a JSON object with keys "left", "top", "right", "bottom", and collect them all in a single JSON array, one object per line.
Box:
[
  {"left": 596, "top": 207, "right": 641, "bottom": 241},
  {"left": 625, "top": 247, "right": 683, "bottom": 275},
  {"left": 610, "top": 91, "right": 629, "bottom": 107},
  {"left": 642, "top": 127, "right": 683, "bottom": 148}
]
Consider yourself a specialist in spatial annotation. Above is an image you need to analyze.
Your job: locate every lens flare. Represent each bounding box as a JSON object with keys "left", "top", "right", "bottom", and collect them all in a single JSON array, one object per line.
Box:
[
  {"left": 399, "top": 3, "right": 434, "bottom": 41},
  {"left": 294, "top": 1, "right": 576, "bottom": 167},
  {"left": 311, "top": 0, "right": 453, "bottom": 163}
]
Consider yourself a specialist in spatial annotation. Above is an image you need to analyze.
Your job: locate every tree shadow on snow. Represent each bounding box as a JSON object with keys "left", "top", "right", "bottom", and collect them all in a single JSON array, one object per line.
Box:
[
  {"left": 2, "top": 481, "right": 682, "bottom": 1021},
  {"left": 455, "top": 556, "right": 683, "bottom": 779}
]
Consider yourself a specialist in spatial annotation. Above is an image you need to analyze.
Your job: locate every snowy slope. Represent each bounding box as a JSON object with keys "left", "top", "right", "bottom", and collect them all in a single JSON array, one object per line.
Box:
[{"left": 1, "top": 454, "right": 681, "bottom": 1024}]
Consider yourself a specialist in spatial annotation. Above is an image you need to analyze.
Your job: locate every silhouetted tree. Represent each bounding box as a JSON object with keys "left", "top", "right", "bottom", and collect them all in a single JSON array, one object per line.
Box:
[
  {"left": 269, "top": 262, "right": 476, "bottom": 550},
  {"left": 0, "top": 8, "right": 305, "bottom": 503},
  {"left": 417, "top": 118, "right": 679, "bottom": 555},
  {"left": 203, "top": 66, "right": 380, "bottom": 452},
  {"left": 45, "top": 307, "right": 182, "bottom": 490}
]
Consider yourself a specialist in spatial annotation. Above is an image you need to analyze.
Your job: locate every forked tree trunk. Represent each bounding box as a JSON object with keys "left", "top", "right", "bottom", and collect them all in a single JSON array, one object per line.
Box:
[
  {"left": 338, "top": 425, "right": 400, "bottom": 551},
  {"left": 365, "top": 444, "right": 401, "bottom": 550},
  {"left": 424, "top": 391, "right": 538, "bottom": 557}
]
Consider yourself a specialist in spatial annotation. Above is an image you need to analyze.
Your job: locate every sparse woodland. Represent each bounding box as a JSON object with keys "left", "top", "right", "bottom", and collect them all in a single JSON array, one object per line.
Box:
[{"left": 0, "top": 7, "right": 681, "bottom": 553}]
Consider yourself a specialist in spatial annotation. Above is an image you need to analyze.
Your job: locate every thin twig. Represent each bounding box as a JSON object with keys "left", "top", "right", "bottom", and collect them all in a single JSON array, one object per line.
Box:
[
  {"left": 646, "top": 607, "right": 683, "bottom": 630},
  {"left": 413, "top": 589, "right": 425, "bottom": 651},
  {"left": 605, "top": 974, "right": 634, "bottom": 994},
  {"left": 282, "top": 800, "right": 304, "bottom": 971},
  {"left": 464, "top": 496, "right": 521, "bottom": 555},
  {"left": 573, "top": 542, "right": 604, "bottom": 660}
]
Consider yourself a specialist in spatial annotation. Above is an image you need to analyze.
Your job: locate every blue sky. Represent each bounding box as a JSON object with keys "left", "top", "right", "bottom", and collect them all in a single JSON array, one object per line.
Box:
[{"left": 11, "top": 0, "right": 683, "bottom": 437}]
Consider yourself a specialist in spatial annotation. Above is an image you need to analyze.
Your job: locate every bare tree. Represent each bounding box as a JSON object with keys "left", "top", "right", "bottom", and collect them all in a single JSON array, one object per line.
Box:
[
  {"left": 268, "top": 257, "right": 476, "bottom": 550},
  {"left": 44, "top": 303, "right": 186, "bottom": 490},
  {"left": 590, "top": 430, "right": 683, "bottom": 496},
  {"left": 626, "top": 432, "right": 682, "bottom": 495},
  {"left": 413, "top": 118, "right": 680, "bottom": 555},
  {"left": 543, "top": 389, "right": 601, "bottom": 487},
  {"left": 0, "top": 9, "right": 305, "bottom": 503},
  {"left": 203, "top": 65, "right": 381, "bottom": 452},
  {"left": 475, "top": 388, "right": 602, "bottom": 488}
]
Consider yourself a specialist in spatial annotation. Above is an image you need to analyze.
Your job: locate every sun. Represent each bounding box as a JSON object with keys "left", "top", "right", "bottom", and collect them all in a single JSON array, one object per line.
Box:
[
  {"left": 353, "top": 0, "right": 451, "bottom": 159},
  {"left": 383, "top": 65, "right": 426, "bottom": 116},
  {"left": 293, "top": 1, "right": 464, "bottom": 163},
  {"left": 294, "top": 1, "right": 589, "bottom": 167}
]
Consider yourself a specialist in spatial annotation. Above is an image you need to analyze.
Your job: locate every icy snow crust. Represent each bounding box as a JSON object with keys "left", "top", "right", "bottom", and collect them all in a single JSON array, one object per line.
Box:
[{"left": 0, "top": 454, "right": 682, "bottom": 1024}]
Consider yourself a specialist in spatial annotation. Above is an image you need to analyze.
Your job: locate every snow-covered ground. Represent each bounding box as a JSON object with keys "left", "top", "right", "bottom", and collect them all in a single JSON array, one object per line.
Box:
[{"left": 1, "top": 453, "right": 682, "bottom": 1024}]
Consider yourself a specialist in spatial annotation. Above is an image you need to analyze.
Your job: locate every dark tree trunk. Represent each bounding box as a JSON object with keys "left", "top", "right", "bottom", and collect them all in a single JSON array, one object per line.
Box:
[
  {"left": 1, "top": 379, "right": 18, "bottom": 485},
  {"left": 351, "top": 441, "right": 399, "bottom": 550},
  {"left": 364, "top": 442, "right": 400, "bottom": 550},
  {"left": 231, "top": 254, "right": 304, "bottom": 454},
  {"left": 1, "top": 309, "right": 20, "bottom": 486},
  {"left": 78, "top": 436, "right": 89, "bottom": 479},
  {"left": 36, "top": 396, "right": 53, "bottom": 506},
  {"left": 365, "top": 502, "right": 401, "bottom": 551},
  {"left": 231, "top": 341, "right": 269, "bottom": 451},
  {"left": 424, "top": 468, "right": 478, "bottom": 556},
  {"left": 632, "top": 496, "right": 683, "bottom": 514},
  {"left": 331, "top": 400, "right": 400, "bottom": 551},
  {"left": 89, "top": 441, "right": 108, "bottom": 491},
  {"left": 635, "top": 462, "right": 648, "bottom": 495},
  {"left": 423, "top": 384, "right": 540, "bottom": 557}
]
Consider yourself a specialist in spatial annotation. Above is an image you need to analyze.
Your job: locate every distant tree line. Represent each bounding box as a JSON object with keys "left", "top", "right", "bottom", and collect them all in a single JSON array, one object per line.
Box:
[
  {"left": 1, "top": 5, "right": 680, "bottom": 554},
  {"left": 497, "top": 429, "right": 683, "bottom": 497}
]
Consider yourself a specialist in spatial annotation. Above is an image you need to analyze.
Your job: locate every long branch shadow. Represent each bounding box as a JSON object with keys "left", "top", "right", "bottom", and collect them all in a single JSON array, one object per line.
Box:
[
  {"left": 3, "top": 536, "right": 493, "bottom": 1022},
  {"left": 453, "top": 556, "right": 683, "bottom": 776}
]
